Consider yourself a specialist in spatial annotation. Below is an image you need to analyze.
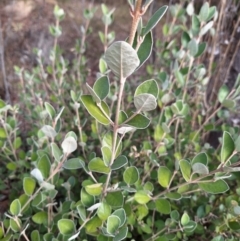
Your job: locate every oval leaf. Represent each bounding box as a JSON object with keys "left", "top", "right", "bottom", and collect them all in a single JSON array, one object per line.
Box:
[
  {"left": 107, "top": 215, "right": 121, "bottom": 235},
  {"left": 135, "top": 79, "right": 159, "bottom": 98},
  {"left": 179, "top": 160, "right": 191, "bottom": 182},
  {"left": 134, "top": 93, "right": 157, "bottom": 111},
  {"left": 111, "top": 155, "right": 128, "bottom": 170},
  {"left": 221, "top": 131, "right": 235, "bottom": 163},
  {"left": 88, "top": 157, "right": 110, "bottom": 174},
  {"left": 142, "top": 5, "right": 168, "bottom": 36},
  {"left": 23, "top": 177, "right": 36, "bottom": 196},
  {"left": 198, "top": 180, "right": 229, "bottom": 194},
  {"left": 58, "top": 219, "right": 75, "bottom": 235},
  {"left": 105, "top": 41, "right": 140, "bottom": 78},
  {"left": 155, "top": 198, "right": 171, "bottom": 214},
  {"left": 125, "top": 113, "right": 150, "bottom": 129},
  {"left": 63, "top": 158, "right": 85, "bottom": 170},
  {"left": 123, "top": 166, "right": 139, "bottom": 185},
  {"left": 61, "top": 136, "right": 77, "bottom": 154},
  {"left": 93, "top": 75, "right": 109, "bottom": 100},
  {"left": 158, "top": 166, "right": 172, "bottom": 188},
  {"left": 81, "top": 95, "right": 110, "bottom": 125},
  {"left": 10, "top": 199, "right": 21, "bottom": 216}
]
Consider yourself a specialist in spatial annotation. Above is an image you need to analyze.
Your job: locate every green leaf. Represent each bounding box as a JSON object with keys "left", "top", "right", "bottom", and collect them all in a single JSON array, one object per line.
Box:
[
  {"left": 40, "top": 125, "right": 57, "bottom": 139},
  {"left": 157, "top": 166, "right": 172, "bottom": 188},
  {"left": 136, "top": 205, "right": 149, "bottom": 220},
  {"left": 81, "top": 95, "right": 110, "bottom": 125},
  {"left": 170, "top": 210, "right": 180, "bottom": 221},
  {"left": 97, "top": 202, "right": 112, "bottom": 221},
  {"left": 63, "top": 158, "right": 85, "bottom": 170},
  {"left": 228, "top": 221, "right": 240, "bottom": 230},
  {"left": 23, "top": 177, "right": 36, "bottom": 196},
  {"left": 137, "top": 31, "right": 153, "bottom": 69},
  {"left": 142, "top": 5, "right": 168, "bottom": 36},
  {"left": 192, "top": 152, "right": 208, "bottom": 165},
  {"left": 222, "top": 99, "right": 235, "bottom": 109},
  {"left": 101, "top": 146, "right": 112, "bottom": 166},
  {"left": 112, "top": 208, "right": 126, "bottom": 227},
  {"left": 77, "top": 205, "right": 86, "bottom": 221},
  {"left": 85, "top": 183, "right": 103, "bottom": 196},
  {"left": 13, "top": 137, "right": 22, "bottom": 149},
  {"left": 81, "top": 188, "right": 95, "bottom": 207},
  {"left": 125, "top": 113, "right": 150, "bottom": 129},
  {"left": 37, "top": 155, "right": 51, "bottom": 179},
  {"left": 192, "top": 163, "right": 209, "bottom": 175},
  {"left": 199, "top": 2, "right": 209, "bottom": 22},
  {"left": 123, "top": 166, "right": 139, "bottom": 184},
  {"left": 10, "top": 218, "right": 21, "bottom": 232},
  {"left": 134, "top": 93, "right": 157, "bottom": 111},
  {"left": 105, "top": 41, "right": 140, "bottom": 78},
  {"left": 31, "top": 230, "right": 40, "bottom": 241},
  {"left": 135, "top": 79, "right": 159, "bottom": 98},
  {"left": 51, "top": 142, "right": 62, "bottom": 162},
  {"left": 10, "top": 199, "right": 21, "bottom": 216},
  {"left": 93, "top": 76, "right": 109, "bottom": 100},
  {"left": 207, "top": 6, "right": 217, "bottom": 21},
  {"left": 181, "top": 212, "right": 190, "bottom": 226},
  {"left": 200, "top": 21, "right": 213, "bottom": 36},
  {"left": 165, "top": 192, "right": 182, "bottom": 200},
  {"left": 192, "top": 14, "right": 200, "bottom": 35},
  {"left": 32, "top": 211, "right": 48, "bottom": 225},
  {"left": 221, "top": 131, "right": 235, "bottom": 163},
  {"left": 179, "top": 160, "right": 191, "bottom": 182},
  {"left": 195, "top": 42, "right": 206, "bottom": 57},
  {"left": 44, "top": 102, "right": 56, "bottom": 120},
  {"left": 155, "top": 198, "right": 171, "bottom": 214},
  {"left": 0, "top": 128, "right": 7, "bottom": 138},
  {"left": 102, "top": 132, "right": 122, "bottom": 158},
  {"left": 113, "top": 227, "right": 128, "bottom": 241},
  {"left": 188, "top": 39, "right": 198, "bottom": 56},
  {"left": 86, "top": 83, "right": 101, "bottom": 103},
  {"left": 118, "top": 110, "right": 128, "bottom": 124},
  {"left": 112, "top": 155, "right": 128, "bottom": 170},
  {"left": 134, "top": 191, "right": 151, "bottom": 204},
  {"left": 85, "top": 216, "right": 102, "bottom": 235},
  {"left": 88, "top": 157, "right": 110, "bottom": 174},
  {"left": 218, "top": 85, "right": 229, "bottom": 103},
  {"left": 107, "top": 215, "right": 121, "bottom": 235},
  {"left": 106, "top": 191, "right": 124, "bottom": 208},
  {"left": 198, "top": 180, "right": 229, "bottom": 194},
  {"left": 181, "top": 31, "right": 191, "bottom": 48},
  {"left": 61, "top": 136, "right": 77, "bottom": 154},
  {"left": 58, "top": 219, "right": 75, "bottom": 235}
]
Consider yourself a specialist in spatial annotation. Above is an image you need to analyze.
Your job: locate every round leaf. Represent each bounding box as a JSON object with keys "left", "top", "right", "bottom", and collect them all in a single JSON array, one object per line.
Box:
[
  {"left": 85, "top": 183, "right": 103, "bottom": 196},
  {"left": 192, "top": 152, "right": 208, "bottom": 165},
  {"left": 155, "top": 198, "right": 171, "bottom": 214},
  {"left": 58, "top": 219, "right": 75, "bottom": 235},
  {"left": 32, "top": 211, "right": 48, "bottom": 225},
  {"left": 134, "top": 79, "right": 158, "bottom": 98},
  {"left": 61, "top": 136, "right": 77, "bottom": 154},
  {"left": 105, "top": 41, "right": 140, "bottom": 78},
  {"left": 192, "top": 163, "right": 209, "bottom": 175},
  {"left": 105, "top": 191, "right": 123, "bottom": 208},
  {"left": 134, "top": 191, "right": 151, "bottom": 204},
  {"left": 134, "top": 93, "right": 157, "bottom": 111}
]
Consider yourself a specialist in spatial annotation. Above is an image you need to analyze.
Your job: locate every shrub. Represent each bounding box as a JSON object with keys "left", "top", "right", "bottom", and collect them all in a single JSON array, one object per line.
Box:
[{"left": 1, "top": 1, "right": 240, "bottom": 241}]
